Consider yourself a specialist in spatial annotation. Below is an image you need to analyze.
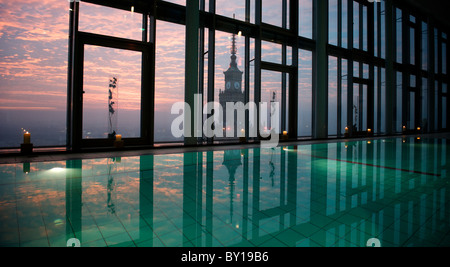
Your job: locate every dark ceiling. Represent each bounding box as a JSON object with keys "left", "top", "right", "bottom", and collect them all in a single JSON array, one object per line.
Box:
[
  {"left": 83, "top": 0, "right": 450, "bottom": 29},
  {"left": 401, "top": 0, "right": 450, "bottom": 28}
]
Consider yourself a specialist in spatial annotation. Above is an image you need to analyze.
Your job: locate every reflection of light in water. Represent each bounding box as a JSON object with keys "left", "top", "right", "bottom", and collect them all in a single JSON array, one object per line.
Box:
[
  {"left": 37, "top": 168, "right": 81, "bottom": 180},
  {"left": 54, "top": 219, "right": 64, "bottom": 226},
  {"left": 282, "top": 146, "right": 299, "bottom": 152},
  {"left": 50, "top": 167, "right": 65, "bottom": 173}
]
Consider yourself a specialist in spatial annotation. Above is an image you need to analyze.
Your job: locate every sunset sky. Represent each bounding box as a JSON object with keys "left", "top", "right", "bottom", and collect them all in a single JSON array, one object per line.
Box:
[{"left": 0, "top": 0, "right": 318, "bottom": 147}]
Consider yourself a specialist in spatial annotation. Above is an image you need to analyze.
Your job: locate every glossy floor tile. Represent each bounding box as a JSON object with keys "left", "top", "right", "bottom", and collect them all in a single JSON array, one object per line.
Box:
[{"left": 0, "top": 137, "right": 449, "bottom": 247}]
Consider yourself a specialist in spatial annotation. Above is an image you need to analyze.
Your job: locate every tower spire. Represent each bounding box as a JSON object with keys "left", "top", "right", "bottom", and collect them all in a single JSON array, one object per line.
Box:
[
  {"left": 230, "top": 14, "right": 238, "bottom": 68},
  {"left": 231, "top": 29, "right": 237, "bottom": 56}
]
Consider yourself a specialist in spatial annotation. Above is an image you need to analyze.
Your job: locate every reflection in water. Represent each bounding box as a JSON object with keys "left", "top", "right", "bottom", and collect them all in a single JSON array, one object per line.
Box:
[
  {"left": 223, "top": 150, "right": 242, "bottom": 224},
  {"left": 0, "top": 138, "right": 449, "bottom": 247},
  {"left": 106, "top": 158, "right": 118, "bottom": 215}
]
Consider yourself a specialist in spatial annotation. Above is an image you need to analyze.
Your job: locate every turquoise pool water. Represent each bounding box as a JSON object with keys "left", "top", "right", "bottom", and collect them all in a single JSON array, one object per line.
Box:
[{"left": 0, "top": 137, "right": 449, "bottom": 247}]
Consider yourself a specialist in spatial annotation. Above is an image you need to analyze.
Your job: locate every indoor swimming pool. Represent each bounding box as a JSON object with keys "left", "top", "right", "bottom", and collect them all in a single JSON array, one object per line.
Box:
[{"left": 0, "top": 137, "right": 449, "bottom": 247}]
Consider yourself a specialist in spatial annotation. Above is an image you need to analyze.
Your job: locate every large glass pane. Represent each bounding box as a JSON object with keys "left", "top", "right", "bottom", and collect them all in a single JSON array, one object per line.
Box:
[
  {"left": 249, "top": 38, "right": 256, "bottom": 106},
  {"left": 216, "top": 0, "right": 246, "bottom": 22},
  {"left": 409, "top": 91, "right": 415, "bottom": 130},
  {"left": 262, "top": 0, "right": 284, "bottom": 28},
  {"left": 353, "top": 62, "right": 360, "bottom": 78},
  {"left": 352, "top": 82, "right": 369, "bottom": 134},
  {"left": 261, "top": 70, "right": 282, "bottom": 135},
  {"left": 164, "top": 0, "right": 185, "bottom": 6},
  {"left": 374, "top": 68, "right": 379, "bottom": 133},
  {"left": 0, "top": 0, "right": 68, "bottom": 147},
  {"left": 362, "top": 5, "right": 368, "bottom": 51},
  {"left": 410, "top": 26, "right": 415, "bottom": 65},
  {"left": 329, "top": 0, "right": 338, "bottom": 46},
  {"left": 435, "top": 81, "right": 439, "bottom": 130},
  {"left": 443, "top": 42, "right": 447, "bottom": 75},
  {"left": 380, "top": 68, "right": 386, "bottom": 133},
  {"left": 362, "top": 85, "right": 368, "bottom": 131},
  {"left": 421, "top": 78, "right": 428, "bottom": 129},
  {"left": 443, "top": 96, "right": 447, "bottom": 129},
  {"left": 299, "top": 0, "right": 313, "bottom": 39},
  {"left": 374, "top": 68, "right": 384, "bottom": 134},
  {"left": 396, "top": 72, "right": 403, "bottom": 132},
  {"left": 435, "top": 29, "right": 439, "bottom": 74},
  {"left": 353, "top": 83, "right": 360, "bottom": 133},
  {"left": 353, "top": 2, "right": 360, "bottom": 49},
  {"left": 202, "top": 29, "right": 209, "bottom": 127},
  {"left": 351, "top": 2, "right": 368, "bottom": 51},
  {"left": 342, "top": 0, "right": 348, "bottom": 48},
  {"left": 409, "top": 75, "right": 416, "bottom": 130},
  {"left": 341, "top": 59, "right": 348, "bottom": 135},
  {"left": 374, "top": 2, "right": 378, "bottom": 57},
  {"left": 396, "top": 8, "right": 402, "bottom": 63},
  {"left": 82, "top": 45, "right": 141, "bottom": 139},
  {"left": 380, "top": 0, "right": 386, "bottom": 59},
  {"left": 79, "top": 2, "right": 143, "bottom": 41},
  {"left": 328, "top": 56, "right": 338, "bottom": 136},
  {"left": 262, "top": 41, "right": 283, "bottom": 64},
  {"left": 363, "top": 64, "right": 369, "bottom": 79},
  {"left": 154, "top": 21, "right": 185, "bottom": 143},
  {"left": 443, "top": 83, "right": 448, "bottom": 129},
  {"left": 422, "top": 22, "right": 428, "bottom": 71},
  {"left": 299, "top": 50, "right": 312, "bottom": 137}
]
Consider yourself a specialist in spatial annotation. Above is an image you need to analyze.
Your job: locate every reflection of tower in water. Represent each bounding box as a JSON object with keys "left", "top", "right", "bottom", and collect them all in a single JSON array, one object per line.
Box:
[{"left": 222, "top": 150, "right": 242, "bottom": 224}]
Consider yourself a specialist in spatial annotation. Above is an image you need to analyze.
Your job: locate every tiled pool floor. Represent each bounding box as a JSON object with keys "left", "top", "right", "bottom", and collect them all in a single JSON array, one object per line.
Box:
[{"left": 0, "top": 137, "right": 449, "bottom": 247}]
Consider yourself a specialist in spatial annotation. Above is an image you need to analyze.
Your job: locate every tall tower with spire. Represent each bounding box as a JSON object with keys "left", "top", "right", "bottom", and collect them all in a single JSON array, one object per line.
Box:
[{"left": 219, "top": 31, "right": 245, "bottom": 138}]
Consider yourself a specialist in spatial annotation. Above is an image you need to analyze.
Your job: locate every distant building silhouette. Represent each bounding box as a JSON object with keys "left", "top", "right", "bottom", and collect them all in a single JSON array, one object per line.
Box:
[{"left": 219, "top": 33, "right": 245, "bottom": 138}]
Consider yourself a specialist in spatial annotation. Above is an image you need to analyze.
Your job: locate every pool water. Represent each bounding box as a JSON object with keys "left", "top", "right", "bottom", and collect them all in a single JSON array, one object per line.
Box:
[{"left": 0, "top": 137, "right": 449, "bottom": 247}]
